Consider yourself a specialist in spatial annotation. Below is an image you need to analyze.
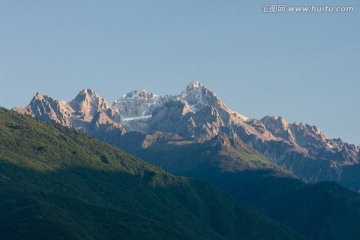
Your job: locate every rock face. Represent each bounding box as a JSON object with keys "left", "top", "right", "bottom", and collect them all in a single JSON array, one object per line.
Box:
[
  {"left": 14, "top": 89, "right": 125, "bottom": 141},
  {"left": 14, "top": 92, "right": 73, "bottom": 126},
  {"left": 14, "top": 81, "right": 360, "bottom": 191}
]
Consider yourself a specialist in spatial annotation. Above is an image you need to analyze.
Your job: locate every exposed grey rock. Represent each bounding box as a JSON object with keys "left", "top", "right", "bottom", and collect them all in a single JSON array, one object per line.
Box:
[
  {"left": 14, "top": 89, "right": 125, "bottom": 142},
  {"left": 14, "top": 81, "right": 360, "bottom": 191},
  {"left": 14, "top": 92, "right": 73, "bottom": 127}
]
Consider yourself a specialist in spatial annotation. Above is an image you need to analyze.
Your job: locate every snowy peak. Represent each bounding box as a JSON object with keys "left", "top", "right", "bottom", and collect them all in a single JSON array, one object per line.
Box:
[
  {"left": 113, "top": 89, "right": 170, "bottom": 119},
  {"left": 180, "top": 81, "right": 212, "bottom": 105},
  {"left": 185, "top": 81, "right": 204, "bottom": 91},
  {"left": 180, "top": 81, "right": 230, "bottom": 114},
  {"left": 113, "top": 81, "right": 239, "bottom": 134},
  {"left": 113, "top": 81, "right": 232, "bottom": 120},
  {"left": 13, "top": 82, "right": 360, "bottom": 191},
  {"left": 121, "top": 89, "right": 158, "bottom": 101}
]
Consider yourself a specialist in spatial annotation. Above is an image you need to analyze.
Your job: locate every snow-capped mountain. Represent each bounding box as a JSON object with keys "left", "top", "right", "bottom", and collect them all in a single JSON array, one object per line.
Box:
[
  {"left": 112, "top": 89, "right": 172, "bottom": 119},
  {"left": 112, "top": 81, "right": 250, "bottom": 137},
  {"left": 14, "top": 81, "right": 360, "bottom": 191}
]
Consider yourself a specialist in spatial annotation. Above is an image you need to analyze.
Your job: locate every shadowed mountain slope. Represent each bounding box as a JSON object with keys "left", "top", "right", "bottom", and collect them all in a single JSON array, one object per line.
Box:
[
  {"left": 116, "top": 131, "right": 360, "bottom": 240},
  {"left": 0, "top": 108, "right": 305, "bottom": 240}
]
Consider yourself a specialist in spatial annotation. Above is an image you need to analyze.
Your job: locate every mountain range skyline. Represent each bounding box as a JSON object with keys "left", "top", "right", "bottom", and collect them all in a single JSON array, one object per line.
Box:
[
  {"left": 3, "top": 81, "right": 360, "bottom": 239},
  {"left": 13, "top": 81, "right": 360, "bottom": 146},
  {"left": 14, "top": 81, "right": 360, "bottom": 192},
  {"left": 4, "top": 103, "right": 360, "bottom": 240},
  {"left": 1, "top": 1, "right": 359, "bottom": 145},
  {"left": 1, "top": 1, "right": 359, "bottom": 239}
]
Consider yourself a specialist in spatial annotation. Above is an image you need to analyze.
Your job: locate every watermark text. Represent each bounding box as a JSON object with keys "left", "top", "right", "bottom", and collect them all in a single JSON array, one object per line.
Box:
[{"left": 262, "top": 4, "right": 354, "bottom": 13}]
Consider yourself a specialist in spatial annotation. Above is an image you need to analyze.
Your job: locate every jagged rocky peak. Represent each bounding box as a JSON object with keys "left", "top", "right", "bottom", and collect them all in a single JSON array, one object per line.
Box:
[
  {"left": 261, "top": 115, "right": 329, "bottom": 147},
  {"left": 113, "top": 81, "right": 233, "bottom": 122},
  {"left": 260, "top": 115, "right": 294, "bottom": 142},
  {"left": 71, "top": 88, "right": 111, "bottom": 121},
  {"left": 261, "top": 116, "right": 289, "bottom": 132},
  {"left": 185, "top": 80, "right": 203, "bottom": 91},
  {"left": 12, "top": 83, "right": 360, "bottom": 191},
  {"left": 179, "top": 81, "right": 233, "bottom": 124},
  {"left": 14, "top": 88, "right": 126, "bottom": 141},
  {"left": 180, "top": 81, "right": 223, "bottom": 107},
  {"left": 326, "top": 137, "right": 359, "bottom": 151},
  {"left": 30, "top": 92, "right": 56, "bottom": 104},
  {"left": 33, "top": 91, "right": 46, "bottom": 99},
  {"left": 13, "top": 91, "right": 73, "bottom": 126},
  {"left": 72, "top": 88, "right": 110, "bottom": 108},
  {"left": 261, "top": 116, "right": 288, "bottom": 128},
  {"left": 289, "top": 121, "right": 328, "bottom": 147}
]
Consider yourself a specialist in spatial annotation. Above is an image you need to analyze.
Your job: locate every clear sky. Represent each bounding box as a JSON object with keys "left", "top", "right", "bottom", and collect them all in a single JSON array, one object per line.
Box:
[{"left": 0, "top": 1, "right": 359, "bottom": 145}]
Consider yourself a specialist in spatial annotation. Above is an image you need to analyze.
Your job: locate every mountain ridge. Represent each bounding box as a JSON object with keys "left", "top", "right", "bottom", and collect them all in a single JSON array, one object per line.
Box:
[
  {"left": 1, "top": 107, "right": 305, "bottom": 240},
  {"left": 13, "top": 81, "right": 360, "bottom": 191},
  {"left": 113, "top": 130, "right": 360, "bottom": 240}
]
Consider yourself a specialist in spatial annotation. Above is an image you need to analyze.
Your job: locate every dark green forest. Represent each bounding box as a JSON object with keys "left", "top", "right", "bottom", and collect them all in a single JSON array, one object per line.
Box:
[{"left": 0, "top": 108, "right": 305, "bottom": 240}]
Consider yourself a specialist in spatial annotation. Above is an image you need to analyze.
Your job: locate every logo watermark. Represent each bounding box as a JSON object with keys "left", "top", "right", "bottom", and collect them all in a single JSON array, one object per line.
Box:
[{"left": 261, "top": 4, "right": 355, "bottom": 13}]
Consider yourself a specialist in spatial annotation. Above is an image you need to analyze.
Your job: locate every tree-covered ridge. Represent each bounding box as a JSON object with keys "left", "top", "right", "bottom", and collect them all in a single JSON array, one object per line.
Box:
[{"left": 0, "top": 108, "right": 305, "bottom": 240}]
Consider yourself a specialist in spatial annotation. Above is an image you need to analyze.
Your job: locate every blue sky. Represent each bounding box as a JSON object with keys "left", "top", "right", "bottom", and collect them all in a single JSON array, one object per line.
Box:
[{"left": 0, "top": 1, "right": 359, "bottom": 145}]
